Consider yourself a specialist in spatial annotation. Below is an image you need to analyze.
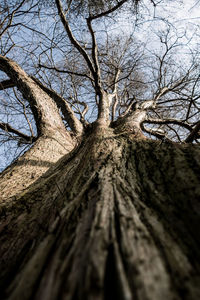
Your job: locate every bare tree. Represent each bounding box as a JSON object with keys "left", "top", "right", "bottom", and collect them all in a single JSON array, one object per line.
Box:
[{"left": 0, "top": 0, "right": 200, "bottom": 299}]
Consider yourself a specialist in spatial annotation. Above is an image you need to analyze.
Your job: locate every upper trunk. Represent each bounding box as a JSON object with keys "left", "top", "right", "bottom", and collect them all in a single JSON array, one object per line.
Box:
[
  {"left": 0, "top": 56, "right": 68, "bottom": 136},
  {"left": 0, "top": 128, "right": 200, "bottom": 300}
]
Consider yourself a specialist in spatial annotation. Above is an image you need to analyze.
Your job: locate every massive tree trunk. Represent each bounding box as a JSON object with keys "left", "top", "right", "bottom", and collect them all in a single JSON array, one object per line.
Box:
[{"left": 0, "top": 127, "right": 200, "bottom": 300}]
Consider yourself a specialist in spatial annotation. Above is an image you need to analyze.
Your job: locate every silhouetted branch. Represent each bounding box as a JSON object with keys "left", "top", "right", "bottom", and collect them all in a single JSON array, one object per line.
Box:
[
  {"left": 185, "top": 121, "right": 200, "bottom": 143},
  {"left": 0, "top": 79, "right": 15, "bottom": 90},
  {"left": 0, "top": 122, "right": 36, "bottom": 142}
]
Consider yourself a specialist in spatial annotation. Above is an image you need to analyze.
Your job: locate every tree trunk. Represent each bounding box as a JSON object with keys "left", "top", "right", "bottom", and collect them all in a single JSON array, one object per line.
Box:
[{"left": 0, "top": 128, "right": 200, "bottom": 300}]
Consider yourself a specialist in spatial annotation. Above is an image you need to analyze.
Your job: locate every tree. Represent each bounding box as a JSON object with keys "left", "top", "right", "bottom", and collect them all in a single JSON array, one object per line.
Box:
[{"left": 0, "top": 0, "right": 200, "bottom": 299}]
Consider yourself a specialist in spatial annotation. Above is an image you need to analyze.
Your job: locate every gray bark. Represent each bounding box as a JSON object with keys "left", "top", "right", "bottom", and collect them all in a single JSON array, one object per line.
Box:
[{"left": 0, "top": 128, "right": 200, "bottom": 300}]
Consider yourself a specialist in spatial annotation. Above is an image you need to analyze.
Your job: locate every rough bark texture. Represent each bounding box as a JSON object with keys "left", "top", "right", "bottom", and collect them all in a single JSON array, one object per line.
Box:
[
  {"left": 0, "top": 128, "right": 200, "bottom": 300},
  {"left": 0, "top": 56, "right": 75, "bottom": 201},
  {"left": 0, "top": 132, "right": 74, "bottom": 202}
]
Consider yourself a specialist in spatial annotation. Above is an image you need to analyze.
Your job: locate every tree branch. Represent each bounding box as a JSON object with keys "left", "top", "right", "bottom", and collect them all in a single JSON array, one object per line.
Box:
[
  {"left": 0, "top": 0, "right": 26, "bottom": 38},
  {"left": 141, "top": 123, "right": 166, "bottom": 140},
  {"left": 185, "top": 74, "right": 200, "bottom": 121},
  {"left": 144, "top": 118, "right": 193, "bottom": 132},
  {"left": 154, "top": 76, "right": 192, "bottom": 103},
  {"left": 70, "top": 99, "right": 88, "bottom": 125},
  {"left": 38, "top": 64, "right": 93, "bottom": 81},
  {"left": 0, "top": 55, "right": 72, "bottom": 137},
  {"left": 32, "top": 77, "right": 83, "bottom": 135},
  {"left": 0, "top": 122, "right": 36, "bottom": 143},
  {"left": 185, "top": 121, "right": 200, "bottom": 143},
  {"left": 111, "top": 68, "right": 121, "bottom": 121},
  {"left": 13, "top": 88, "right": 35, "bottom": 137},
  {"left": 86, "top": 18, "right": 101, "bottom": 91},
  {"left": 55, "top": 0, "right": 96, "bottom": 78},
  {"left": 87, "top": 0, "right": 128, "bottom": 21},
  {"left": 0, "top": 79, "right": 15, "bottom": 90}
]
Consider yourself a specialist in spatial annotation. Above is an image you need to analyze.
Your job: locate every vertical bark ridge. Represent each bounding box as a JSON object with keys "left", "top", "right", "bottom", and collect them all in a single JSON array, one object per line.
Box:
[
  {"left": 113, "top": 184, "right": 174, "bottom": 300},
  {"left": 128, "top": 140, "right": 200, "bottom": 299}
]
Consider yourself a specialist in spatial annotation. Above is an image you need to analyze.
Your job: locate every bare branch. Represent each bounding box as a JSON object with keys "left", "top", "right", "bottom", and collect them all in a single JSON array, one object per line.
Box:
[
  {"left": 119, "top": 100, "right": 138, "bottom": 118},
  {"left": 141, "top": 123, "right": 166, "bottom": 140},
  {"left": 0, "top": 0, "right": 26, "bottom": 38},
  {"left": 112, "top": 94, "right": 118, "bottom": 122},
  {"left": 87, "top": 0, "right": 128, "bottom": 21},
  {"left": 0, "top": 122, "right": 36, "bottom": 143},
  {"left": 71, "top": 99, "right": 89, "bottom": 124},
  {"left": 86, "top": 18, "right": 101, "bottom": 91},
  {"left": 185, "top": 74, "right": 200, "bottom": 121},
  {"left": 144, "top": 117, "right": 193, "bottom": 132},
  {"left": 153, "top": 75, "right": 194, "bottom": 104},
  {"left": 0, "top": 79, "right": 15, "bottom": 90},
  {"left": 55, "top": 0, "right": 96, "bottom": 78},
  {"left": 13, "top": 88, "right": 35, "bottom": 137},
  {"left": 38, "top": 64, "right": 93, "bottom": 81},
  {"left": 185, "top": 121, "right": 200, "bottom": 143},
  {"left": 32, "top": 77, "right": 83, "bottom": 135},
  {"left": 0, "top": 55, "right": 71, "bottom": 137},
  {"left": 111, "top": 68, "right": 121, "bottom": 121}
]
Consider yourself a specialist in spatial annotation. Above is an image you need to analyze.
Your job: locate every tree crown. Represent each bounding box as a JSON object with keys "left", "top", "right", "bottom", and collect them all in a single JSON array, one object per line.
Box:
[{"left": 0, "top": 0, "right": 199, "bottom": 170}]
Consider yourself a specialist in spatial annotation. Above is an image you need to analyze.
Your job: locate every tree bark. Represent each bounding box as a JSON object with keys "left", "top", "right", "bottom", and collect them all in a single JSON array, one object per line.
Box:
[
  {"left": 0, "top": 128, "right": 200, "bottom": 300},
  {"left": 0, "top": 132, "right": 74, "bottom": 202},
  {"left": 0, "top": 56, "right": 75, "bottom": 200}
]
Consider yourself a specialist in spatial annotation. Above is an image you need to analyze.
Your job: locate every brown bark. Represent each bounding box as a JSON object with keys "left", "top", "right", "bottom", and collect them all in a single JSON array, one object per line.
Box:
[{"left": 0, "top": 128, "right": 200, "bottom": 300}]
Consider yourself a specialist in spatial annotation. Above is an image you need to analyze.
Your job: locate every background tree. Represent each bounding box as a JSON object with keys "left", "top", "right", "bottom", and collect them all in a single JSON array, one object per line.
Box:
[{"left": 0, "top": 0, "right": 200, "bottom": 299}]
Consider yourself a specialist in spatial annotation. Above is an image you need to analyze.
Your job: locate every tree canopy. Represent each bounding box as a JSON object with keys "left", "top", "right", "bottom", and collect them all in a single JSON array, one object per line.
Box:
[{"left": 0, "top": 0, "right": 200, "bottom": 170}]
